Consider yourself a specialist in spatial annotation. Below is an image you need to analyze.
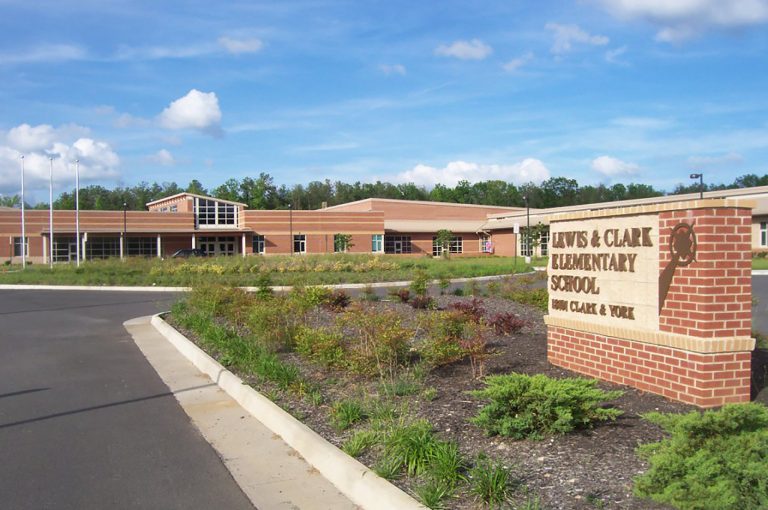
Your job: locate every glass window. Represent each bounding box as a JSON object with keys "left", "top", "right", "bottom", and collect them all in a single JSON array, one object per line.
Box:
[
  {"left": 293, "top": 234, "right": 306, "bottom": 254},
  {"left": 126, "top": 237, "right": 158, "bottom": 257},
  {"left": 761, "top": 222, "right": 767, "bottom": 247},
  {"left": 480, "top": 234, "right": 492, "bottom": 253},
  {"left": 432, "top": 236, "right": 463, "bottom": 256},
  {"left": 252, "top": 234, "right": 265, "bottom": 254},
  {"left": 520, "top": 232, "right": 532, "bottom": 257},
  {"left": 86, "top": 237, "right": 120, "bottom": 259},
  {"left": 169, "top": 205, "right": 178, "bottom": 213},
  {"left": 52, "top": 236, "right": 76, "bottom": 262},
  {"left": 371, "top": 234, "right": 383, "bottom": 253},
  {"left": 13, "top": 236, "right": 29, "bottom": 257},
  {"left": 196, "top": 198, "right": 216, "bottom": 225},
  {"left": 540, "top": 229, "right": 549, "bottom": 256},
  {"left": 384, "top": 235, "right": 412, "bottom": 254},
  {"left": 334, "top": 234, "right": 351, "bottom": 253}
]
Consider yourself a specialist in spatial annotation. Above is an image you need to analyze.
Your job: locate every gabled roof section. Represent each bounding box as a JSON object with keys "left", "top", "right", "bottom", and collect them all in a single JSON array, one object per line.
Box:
[{"left": 146, "top": 192, "right": 247, "bottom": 208}]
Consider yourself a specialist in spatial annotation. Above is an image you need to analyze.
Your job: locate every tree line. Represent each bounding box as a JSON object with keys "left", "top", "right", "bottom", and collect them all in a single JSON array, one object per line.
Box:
[{"left": 2, "top": 172, "right": 766, "bottom": 211}]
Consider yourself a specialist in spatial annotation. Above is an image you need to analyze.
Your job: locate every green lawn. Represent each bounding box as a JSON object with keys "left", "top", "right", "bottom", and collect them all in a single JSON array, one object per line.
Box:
[
  {"left": 0, "top": 254, "right": 537, "bottom": 287},
  {"left": 754, "top": 257, "right": 768, "bottom": 270}
]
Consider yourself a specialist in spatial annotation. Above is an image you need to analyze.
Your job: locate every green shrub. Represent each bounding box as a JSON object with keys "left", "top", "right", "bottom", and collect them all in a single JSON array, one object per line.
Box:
[
  {"left": 291, "top": 285, "right": 332, "bottom": 310},
  {"left": 410, "top": 268, "right": 430, "bottom": 296},
  {"left": 415, "top": 479, "right": 453, "bottom": 510},
  {"left": 245, "top": 297, "right": 302, "bottom": 351},
  {"left": 634, "top": 403, "right": 768, "bottom": 510},
  {"left": 294, "top": 325, "right": 346, "bottom": 368},
  {"left": 254, "top": 272, "right": 273, "bottom": 299},
  {"left": 505, "top": 288, "right": 548, "bottom": 312},
  {"left": 337, "top": 305, "right": 412, "bottom": 379},
  {"left": 471, "top": 373, "right": 623, "bottom": 439},
  {"left": 382, "top": 420, "right": 439, "bottom": 476},
  {"left": 342, "top": 430, "right": 379, "bottom": 457},
  {"left": 418, "top": 311, "right": 467, "bottom": 368},
  {"left": 331, "top": 399, "right": 367, "bottom": 431},
  {"left": 468, "top": 455, "right": 514, "bottom": 508}
]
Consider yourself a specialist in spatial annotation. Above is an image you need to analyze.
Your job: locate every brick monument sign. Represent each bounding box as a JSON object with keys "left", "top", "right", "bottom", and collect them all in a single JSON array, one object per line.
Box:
[{"left": 545, "top": 199, "right": 755, "bottom": 407}]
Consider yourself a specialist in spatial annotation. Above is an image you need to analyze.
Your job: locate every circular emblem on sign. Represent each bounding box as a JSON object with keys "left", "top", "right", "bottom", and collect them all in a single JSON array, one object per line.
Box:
[{"left": 669, "top": 222, "right": 697, "bottom": 266}]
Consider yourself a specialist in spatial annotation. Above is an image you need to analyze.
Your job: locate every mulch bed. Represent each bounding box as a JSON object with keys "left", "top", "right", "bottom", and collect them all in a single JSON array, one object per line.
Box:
[{"left": 174, "top": 293, "right": 695, "bottom": 509}]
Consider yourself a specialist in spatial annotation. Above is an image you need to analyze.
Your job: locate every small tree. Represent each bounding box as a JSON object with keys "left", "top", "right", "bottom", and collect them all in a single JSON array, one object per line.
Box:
[
  {"left": 523, "top": 222, "right": 547, "bottom": 258},
  {"left": 434, "top": 229, "right": 454, "bottom": 259},
  {"left": 334, "top": 233, "right": 354, "bottom": 253}
]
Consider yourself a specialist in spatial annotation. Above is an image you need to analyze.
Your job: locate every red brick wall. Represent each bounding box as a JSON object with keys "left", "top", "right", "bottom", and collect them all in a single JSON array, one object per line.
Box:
[
  {"left": 548, "top": 326, "right": 751, "bottom": 407},
  {"left": 658, "top": 208, "right": 752, "bottom": 338}
]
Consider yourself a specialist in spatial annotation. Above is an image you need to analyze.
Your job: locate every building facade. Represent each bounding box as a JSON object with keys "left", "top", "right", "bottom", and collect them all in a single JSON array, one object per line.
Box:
[{"left": 1, "top": 186, "right": 767, "bottom": 263}]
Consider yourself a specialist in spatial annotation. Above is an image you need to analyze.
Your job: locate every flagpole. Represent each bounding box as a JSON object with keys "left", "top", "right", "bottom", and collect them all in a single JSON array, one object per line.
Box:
[
  {"left": 20, "top": 155, "right": 26, "bottom": 269},
  {"left": 49, "top": 157, "right": 54, "bottom": 268},
  {"left": 75, "top": 159, "right": 81, "bottom": 267}
]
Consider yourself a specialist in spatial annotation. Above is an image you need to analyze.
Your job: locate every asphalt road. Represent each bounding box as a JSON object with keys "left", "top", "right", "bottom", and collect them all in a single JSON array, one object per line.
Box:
[{"left": 0, "top": 290, "right": 254, "bottom": 510}]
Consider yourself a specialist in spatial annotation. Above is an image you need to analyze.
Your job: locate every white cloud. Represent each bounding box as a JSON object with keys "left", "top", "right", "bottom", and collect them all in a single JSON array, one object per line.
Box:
[
  {"left": 6, "top": 124, "right": 57, "bottom": 152},
  {"left": 0, "top": 123, "right": 120, "bottom": 194},
  {"left": 379, "top": 63, "right": 407, "bottom": 75},
  {"left": 159, "top": 89, "right": 222, "bottom": 134},
  {"left": 687, "top": 152, "right": 743, "bottom": 168},
  {"left": 502, "top": 52, "right": 534, "bottom": 72},
  {"left": 0, "top": 44, "right": 87, "bottom": 65},
  {"left": 605, "top": 45, "right": 628, "bottom": 64},
  {"left": 611, "top": 116, "right": 672, "bottom": 129},
  {"left": 218, "top": 36, "right": 264, "bottom": 54},
  {"left": 595, "top": 0, "right": 768, "bottom": 42},
  {"left": 148, "top": 149, "right": 176, "bottom": 166},
  {"left": 435, "top": 39, "right": 493, "bottom": 60},
  {"left": 397, "top": 159, "right": 550, "bottom": 187},
  {"left": 545, "top": 23, "right": 609, "bottom": 54},
  {"left": 591, "top": 155, "right": 640, "bottom": 176}
]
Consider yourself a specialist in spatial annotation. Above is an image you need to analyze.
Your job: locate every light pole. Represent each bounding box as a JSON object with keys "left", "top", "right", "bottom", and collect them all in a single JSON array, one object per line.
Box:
[
  {"left": 288, "top": 203, "right": 293, "bottom": 255},
  {"left": 523, "top": 194, "right": 531, "bottom": 264},
  {"left": 49, "top": 157, "right": 54, "bottom": 268},
  {"left": 122, "top": 202, "right": 128, "bottom": 260},
  {"left": 20, "top": 155, "right": 26, "bottom": 269},
  {"left": 75, "top": 159, "right": 81, "bottom": 267},
  {"left": 690, "top": 173, "right": 704, "bottom": 199}
]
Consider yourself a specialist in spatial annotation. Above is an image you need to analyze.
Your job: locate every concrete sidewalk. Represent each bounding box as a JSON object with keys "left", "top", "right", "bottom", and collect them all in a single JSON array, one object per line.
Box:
[{"left": 124, "top": 316, "right": 359, "bottom": 510}]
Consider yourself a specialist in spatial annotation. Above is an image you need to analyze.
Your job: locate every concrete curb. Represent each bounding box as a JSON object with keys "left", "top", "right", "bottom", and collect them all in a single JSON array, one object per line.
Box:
[
  {"left": 754, "top": 270, "right": 768, "bottom": 276},
  {"left": 150, "top": 313, "right": 426, "bottom": 510},
  {"left": 0, "top": 271, "right": 538, "bottom": 293}
]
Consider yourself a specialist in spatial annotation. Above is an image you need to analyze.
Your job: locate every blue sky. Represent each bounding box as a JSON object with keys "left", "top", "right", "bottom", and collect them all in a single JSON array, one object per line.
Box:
[{"left": 2, "top": 0, "right": 768, "bottom": 202}]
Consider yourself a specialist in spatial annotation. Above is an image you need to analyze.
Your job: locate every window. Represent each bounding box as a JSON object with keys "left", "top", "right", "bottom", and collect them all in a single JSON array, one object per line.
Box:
[
  {"left": 195, "top": 198, "right": 237, "bottom": 227},
  {"left": 334, "top": 234, "right": 351, "bottom": 253},
  {"left": 520, "top": 232, "right": 532, "bottom": 257},
  {"left": 761, "top": 222, "right": 767, "bottom": 247},
  {"left": 540, "top": 229, "right": 549, "bottom": 256},
  {"left": 371, "top": 234, "right": 383, "bottom": 253},
  {"left": 480, "top": 234, "right": 492, "bottom": 253},
  {"left": 86, "top": 237, "right": 120, "bottom": 259},
  {"left": 293, "top": 234, "right": 306, "bottom": 254},
  {"left": 384, "top": 235, "right": 412, "bottom": 254},
  {"left": 198, "top": 236, "right": 236, "bottom": 256},
  {"left": 52, "top": 236, "right": 76, "bottom": 262},
  {"left": 252, "top": 234, "right": 265, "bottom": 254},
  {"left": 13, "top": 236, "right": 29, "bottom": 257},
  {"left": 126, "top": 237, "right": 157, "bottom": 257},
  {"left": 432, "top": 236, "right": 463, "bottom": 256},
  {"left": 218, "top": 202, "right": 236, "bottom": 225},
  {"left": 169, "top": 205, "right": 178, "bottom": 213}
]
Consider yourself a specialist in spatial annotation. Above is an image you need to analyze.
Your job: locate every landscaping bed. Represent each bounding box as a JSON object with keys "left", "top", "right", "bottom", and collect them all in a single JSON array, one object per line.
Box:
[{"left": 167, "top": 277, "right": 764, "bottom": 510}]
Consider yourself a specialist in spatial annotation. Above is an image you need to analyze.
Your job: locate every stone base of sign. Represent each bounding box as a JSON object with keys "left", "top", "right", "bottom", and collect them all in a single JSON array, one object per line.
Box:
[{"left": 547, "top": 323, "right": 751, "bottom": 407}]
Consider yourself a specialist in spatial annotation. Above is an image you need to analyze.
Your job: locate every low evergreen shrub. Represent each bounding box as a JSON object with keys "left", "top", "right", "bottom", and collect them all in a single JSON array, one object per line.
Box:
[
  {"left": 634, "top": 403, "right": 768, "bottom": 510},
  {"left": 471, "top": 373, "right": 623, "bottom": 439}
]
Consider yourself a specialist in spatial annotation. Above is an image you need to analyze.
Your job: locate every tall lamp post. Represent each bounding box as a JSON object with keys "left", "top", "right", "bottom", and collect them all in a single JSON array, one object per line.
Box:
[
  {"left": 523, "top": 194, "right": 531, "bottom": 264},
  {"left": 75, "top": 159, "right": 81, "bottom": 267},
  {"left": 288, "top": 203, "right": 293, "bottom": 255},
  {"left": 20, "top": 155, "right": 26, "bottom": 269},
  {"left": 49, "top": 157, "right": 54, "bottom": 268},
  {"left": 690, "top": 173, "right": 704, "bottom": 199},
  {"left": 122, "top": 202, "right": 128, "bottom": 260}
]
